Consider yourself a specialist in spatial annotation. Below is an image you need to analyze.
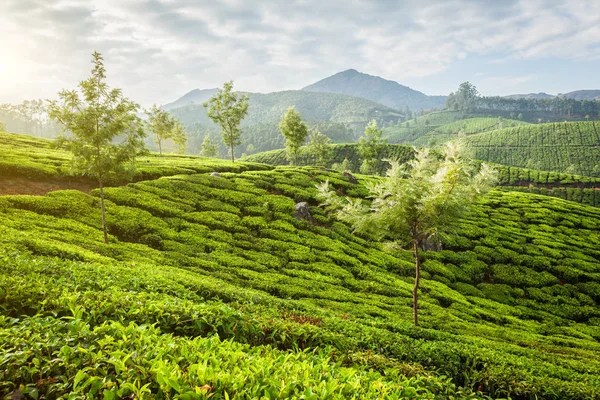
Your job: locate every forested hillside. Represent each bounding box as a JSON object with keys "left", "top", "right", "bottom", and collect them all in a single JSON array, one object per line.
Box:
[
  {"left": 463, "top": 121, "right": 600, "bottom": 177},
  {"left": 170, "top": 90, "right": 403, "bottom": 156}
]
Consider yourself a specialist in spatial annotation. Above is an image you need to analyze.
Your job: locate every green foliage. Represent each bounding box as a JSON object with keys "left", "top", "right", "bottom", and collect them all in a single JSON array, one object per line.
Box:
[
  {"left": 306, "top": 130, "right": 333, "bottom": 166},
  {"left": 3, "top": 131, "right": 600, "bottom": 398},
  {"left": 47, "top": 52, "right": 145, "bottom": 184},
  {"left": 145, "top": 104, "right": 187, "bottom": 155},
  {"left": 0, "top": 119, "right": 5, "bottom": 132},
  {"left": 200, "top": 135, "right": 219, "bottom": 158},
  {"left": 358, "top": 120, "right": 387, "bottom": 174},
  {"left": 203, "top": 81, "right": 249, "bottom": 162},
  {"left": 318, "top": 143, "right": 497, "bottom": 325},
  {"left": 46, "top": 51, "right": 146, "bottom": 243},
  {"left": 446, "top": 82, "right": 479, "bottom": 112},
  {"left": 462, "top": 121, "right": 600, "bottom": 177},
  {"left": 171, "top": 90, "right": 403, "bottom": 156},
  {"left": 279, "top": 106, "right": 309, "bottom": 166}
]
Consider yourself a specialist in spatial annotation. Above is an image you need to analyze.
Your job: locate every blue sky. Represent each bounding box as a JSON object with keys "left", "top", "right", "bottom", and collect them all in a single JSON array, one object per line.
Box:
[{"left": 1, "top": 0, "right": 599, "bottom": 106}]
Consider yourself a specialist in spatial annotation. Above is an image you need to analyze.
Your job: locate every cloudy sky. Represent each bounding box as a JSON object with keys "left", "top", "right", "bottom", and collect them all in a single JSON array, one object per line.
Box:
[{"left": 1, "top": 0, "right": 599, "bottom": 106}]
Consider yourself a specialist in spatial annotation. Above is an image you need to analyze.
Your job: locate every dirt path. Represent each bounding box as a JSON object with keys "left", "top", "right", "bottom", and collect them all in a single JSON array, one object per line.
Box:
[{"left": 0, "top": 177, "right": 98, "bottom": 196}]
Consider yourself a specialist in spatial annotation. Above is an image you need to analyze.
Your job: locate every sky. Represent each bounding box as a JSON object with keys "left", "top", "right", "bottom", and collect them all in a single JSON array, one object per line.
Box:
[{"left": 1, "top": 0, "right": 599, "bottom": 107}]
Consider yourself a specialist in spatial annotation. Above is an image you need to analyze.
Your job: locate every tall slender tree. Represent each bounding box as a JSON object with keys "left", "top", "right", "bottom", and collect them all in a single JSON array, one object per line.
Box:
[
  {"left": 47, "top": 52, "right": 145, "bottom": 244},
  {"left": 203, "top": 81, "right": 249, "bottom": 162},
  {"left": 317, "top": 143, "right": 497, "bottom": 326},
  {"left": 279, "top": 107, "right": 309, "bottom": 166}
]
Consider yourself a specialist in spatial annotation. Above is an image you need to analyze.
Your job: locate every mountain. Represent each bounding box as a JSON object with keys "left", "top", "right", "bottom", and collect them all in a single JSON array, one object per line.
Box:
[
  {"left": 163, "top": 88, "right": 219, "bottom": 110},
  {"left": 301, "top": 69, "right": 447, "bottom": 111},
  {"left": 503, "top": 92, "right": 555, "bottom": 100},
  {"left": 503, "top": 90, "right": 600, "bottom": 101},
  {"left": 561, "top": 90, "right": 600, "bottom": 101}
]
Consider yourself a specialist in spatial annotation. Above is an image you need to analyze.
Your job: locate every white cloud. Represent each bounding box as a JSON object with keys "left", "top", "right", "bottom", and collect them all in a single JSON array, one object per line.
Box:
[{"left": 0, "top": 0, "right": 599, "bottom": 106}]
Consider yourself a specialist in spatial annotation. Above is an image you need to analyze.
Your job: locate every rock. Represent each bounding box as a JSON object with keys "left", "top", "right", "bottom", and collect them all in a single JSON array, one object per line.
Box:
[
  {"left": 294, "top": 202, "right": 312, "bottom": 222},
  {"left": 210, "top": 172, "right": 222, "bottom": 178},
  {"left": 343, "top": 171, "right": 358, "bottom": 184},
  {"left": 422, "top": 237, "right": 443, "bottom": 251}
]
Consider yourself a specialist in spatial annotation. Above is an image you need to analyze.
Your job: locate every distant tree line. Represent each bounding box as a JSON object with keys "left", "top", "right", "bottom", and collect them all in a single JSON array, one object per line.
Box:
[
  {"left": 0, "top": 100, "right": 62, "bottom": 138},
  {"left": 446, "top": 81, "right": 600, "bottom": 120}
]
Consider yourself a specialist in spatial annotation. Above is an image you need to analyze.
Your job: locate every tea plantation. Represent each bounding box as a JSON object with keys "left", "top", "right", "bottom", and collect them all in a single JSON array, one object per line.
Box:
[
  {"left": 463, "top": 121, "right": 600, "bottom": 177},
  {"left": 1, "top": 131, "right": 600, "bottom": 398},
  {"left": 245, "top": 143, "right": 600, "bottom": 208}
]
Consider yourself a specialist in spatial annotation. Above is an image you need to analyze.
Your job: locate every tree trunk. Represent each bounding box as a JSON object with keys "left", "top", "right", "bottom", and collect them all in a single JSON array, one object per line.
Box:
[
  {"left": 230, "top": 143, "right": 235, "bottom": 163},
  {"left": 412, "top": 241, "right": 421, "bottom": 327},
  {"left": 99, "top": 180, "right": 109, "bottom": 244},
  {"left": 158, "top": 139, "right": 162, "bottom": 156}
]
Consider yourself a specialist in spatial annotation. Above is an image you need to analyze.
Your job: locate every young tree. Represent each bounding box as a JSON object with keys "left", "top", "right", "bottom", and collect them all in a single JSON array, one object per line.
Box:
[
  {"left": 332, "top": 157, "right": 352, "bottom": 173},
  {"left": 47, "top": 51, "right": 145, "bottom": 244},
  {"left": 447, "top": 82, "right": 479, "bottom": 112},
  {"left": 171, "top": 120, "right": 187, "bottom": 154},
  {"left": 307, "top": 129, "right": 332, "bottom": 166},
  {"left": 317, "top": 143, "right": 497, "bottom": 326},
  {"left": 203, "top": 81, "right": 249, "bottom": 162},
  {"left": 279, "top": 106, "right": 309, "bottom": 166},
  {"left": 358, "top": 120, "right": 387, "bottom": 175},
  {"left": 200, "top": 135, "right": 219, "bottom": 158},
  {"left": 145, "top": 104, "right": 187, "bottom": 155}
]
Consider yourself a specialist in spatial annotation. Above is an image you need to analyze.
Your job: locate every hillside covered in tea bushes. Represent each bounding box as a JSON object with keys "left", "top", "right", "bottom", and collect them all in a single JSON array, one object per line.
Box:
[
  {"left": 463, "top": 121, "right": 600, "bottom": 177},
  {"left": 1, "top": 131, "right": 600, "bottom": 398},
  {"left": 245, "top": 143, "right": 600, "bottom": 208}
]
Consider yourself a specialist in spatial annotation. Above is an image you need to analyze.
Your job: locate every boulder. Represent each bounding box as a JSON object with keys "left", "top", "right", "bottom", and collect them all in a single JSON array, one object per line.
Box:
[
  {"left": 343, "top": 171, "right": 358, "bottom": 184},
  {"left": 210, "top": 172, "right": 222, "bottom": 178},
  {"left": 294, "top": 202, "right": 312, "bottom": 222}
]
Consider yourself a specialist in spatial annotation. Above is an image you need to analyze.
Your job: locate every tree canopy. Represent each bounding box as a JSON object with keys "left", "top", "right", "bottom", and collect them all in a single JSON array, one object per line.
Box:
[
  {"left": 317, "top": 143, "right": 497, "bottom": 325},
  {"left": 306, "top": 129, "right": 332, "bottom": 166},
  {"left": 145, "top": 104, "right": 187, "bottom": 155},
  {"left": 200, "top": 135, "right": 219, "bottom": 158},
  {"left": 279, "top": 106, "right": 309, "bottom": 166},
  {"left": 357, "top": 120, "right": 387, "bottom": 174}
]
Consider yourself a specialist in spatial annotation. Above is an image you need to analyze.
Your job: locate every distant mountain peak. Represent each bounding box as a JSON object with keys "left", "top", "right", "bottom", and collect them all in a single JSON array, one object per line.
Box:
[
  {"left": 302, "top": 70, "right": 446, "bottom": 111},
  {"left": 163, "top": 88, "right": 219, "bottom": 110}
]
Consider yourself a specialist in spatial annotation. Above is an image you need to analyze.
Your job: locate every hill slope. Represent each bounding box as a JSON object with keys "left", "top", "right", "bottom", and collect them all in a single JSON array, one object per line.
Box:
[
  {"left": 1, "top": 132, "right": 600, "bottom": 398},
  {"left": 383, "top": 112, "right": 528, "bottom": 145},
  {"left": 463, "top": 121, "right": 600, "bottom": 177},
  {"left": 169, "top": 90, "right": 403, "bottom": 155},
  {"left": 302, "top": 69, "right": 446, "bottom": 111},
  {"left": 245, "top": 142, "right": 600, "bottom": 208},
  {"left": 163, "top": 88, "right": 219, "bottom": 110}
]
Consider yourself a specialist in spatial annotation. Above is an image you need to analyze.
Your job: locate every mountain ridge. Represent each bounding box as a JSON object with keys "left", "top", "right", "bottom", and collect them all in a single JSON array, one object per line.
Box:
[{"left": 302, "top": 69, "right": 446, "bottom": 111}]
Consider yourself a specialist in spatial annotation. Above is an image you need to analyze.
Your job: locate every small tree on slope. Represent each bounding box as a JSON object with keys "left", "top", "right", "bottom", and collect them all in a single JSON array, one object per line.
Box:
[
  {"left": 47, "top": 52, "right": 145, "bottom": 244},
  {"left": 279, "top": 107, "right": 309, "bottom": 166},
  {"left": 307, "top": 129, "right": 332, "bottom": 166},
  {"left": 317, "top": 143, "right": 497, "bottom": 326},
  {"left": 358, "top": 120, "right": 387, "bottom": 175},
  {"left": 203, "top": 81, "right": 249, "bottom": 162},
  {"left": 145, "top": 104, "right": 187, "bottom": 155}
]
